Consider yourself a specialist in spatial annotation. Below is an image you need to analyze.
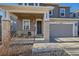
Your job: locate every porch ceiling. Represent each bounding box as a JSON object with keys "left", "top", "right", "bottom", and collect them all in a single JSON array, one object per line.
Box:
[{"left": 0, "top": 5, "right": 54, "bottom": 14}]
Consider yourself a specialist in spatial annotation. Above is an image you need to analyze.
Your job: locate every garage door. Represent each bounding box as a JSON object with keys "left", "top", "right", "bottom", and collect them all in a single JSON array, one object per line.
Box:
[{"left": 49, "top": 24, "right": 73, "bottom": 42}]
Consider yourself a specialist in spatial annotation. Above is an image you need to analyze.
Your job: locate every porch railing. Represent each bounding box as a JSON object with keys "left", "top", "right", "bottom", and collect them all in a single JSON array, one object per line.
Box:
[{"left": 11, "top": 30, "right": 43, "bottom": 38}]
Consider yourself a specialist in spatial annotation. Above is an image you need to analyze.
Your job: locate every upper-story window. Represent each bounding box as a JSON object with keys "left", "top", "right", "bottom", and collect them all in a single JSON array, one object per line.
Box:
[
  {"left": 28, "top": 3, "right": 34, "bottom": 6},
  {"left": 49, "top": 10, "right": 53, "bottom": 18},
  {"left": 60, "top": 8, "right": 65, "bottom": 17},
  {"left": 18, "top": 3, "right": 40, "bottom": 6},
  {"left": 35, "top": 3, "right": 38, "bottom": 6},
  {"left": 18, "top": 3, "right": 23, "bottom": 5},
  {"left": 25, "top": 3, "right": 27, "bottom": 5},
  {"left": 73, "top": 13, "right": 76, "bottom": 18}
]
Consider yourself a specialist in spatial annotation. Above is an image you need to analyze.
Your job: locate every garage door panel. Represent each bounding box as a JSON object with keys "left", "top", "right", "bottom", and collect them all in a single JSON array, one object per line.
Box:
[{"left": 49, "top": 24, "right": 73, "bottom": 40}]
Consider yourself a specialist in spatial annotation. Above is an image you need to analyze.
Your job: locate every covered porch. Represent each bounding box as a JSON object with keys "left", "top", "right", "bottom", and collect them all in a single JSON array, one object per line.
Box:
[
  {"left": 0, "top": 5, "right": 54, "bottom": 45},
  {"left": 10, "top": 13, "right": 44, "bottom": 38}
]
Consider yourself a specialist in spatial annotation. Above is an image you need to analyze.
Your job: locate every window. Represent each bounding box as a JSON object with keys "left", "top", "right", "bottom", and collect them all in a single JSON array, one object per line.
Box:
[
  {"left": 49, "top": 10, "right": 53, "bottom": 18},
  {"left": 28, "top": 3, "right": 34, "bottom": 6},
  {"left": 35, "top": 3, "right": 38, "bottom": 6},
  {"left": 25, "top": 3, "right": 27, "bottom": 5},
  {"left": 23, "top": 20, "right": 30, "bottom": 31},
  {"left": 73, "top": 13, "right": 76, "bottom": 18},
  {"left": 60, "top": 8, "right": 65, "bottom": 17},
  {"left": 18, "top": 3, "right": 23, "bottom": 5}
]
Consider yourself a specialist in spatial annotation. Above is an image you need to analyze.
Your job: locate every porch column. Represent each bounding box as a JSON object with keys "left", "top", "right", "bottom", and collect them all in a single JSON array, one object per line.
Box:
[
  {"left": 44, "top": 11, "right": 49, "bottom": 21},
  {"left": 1, "top": 10, "right": 11, "bottom": 47},
  {"left": 44, "top": 11, "right": 50, "bottom": 42},
  {"left": 73, "top": 21, "right": 78, "bottom": 37}
]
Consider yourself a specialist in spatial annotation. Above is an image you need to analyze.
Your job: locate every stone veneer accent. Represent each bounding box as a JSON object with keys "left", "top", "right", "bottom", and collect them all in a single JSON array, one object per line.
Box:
[
  {"left": 2, "top": 19, "right": 11, "bottom": 47},
  {"left": 44, "top": 21, "right": 49, "bottom": 42}
]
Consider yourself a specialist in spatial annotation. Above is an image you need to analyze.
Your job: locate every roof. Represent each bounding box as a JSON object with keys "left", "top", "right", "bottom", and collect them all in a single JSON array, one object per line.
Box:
[
  {"left": 42, "top": 3, "right": 59, "bottom": 6},
  {"left": 59, "top": 6, "right": 70, "bottom": 8},
  {"left": 0, "top": 5, "right": 54, "bottom": 14}
]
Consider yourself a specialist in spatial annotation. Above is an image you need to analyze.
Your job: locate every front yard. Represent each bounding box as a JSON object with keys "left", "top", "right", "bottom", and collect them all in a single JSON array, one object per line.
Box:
[
  {"left": 0, "top": 44, "right": 33, "bottom": 56},
  {"left": 0, "top": 37, "right": 79, "bottom": 56}
]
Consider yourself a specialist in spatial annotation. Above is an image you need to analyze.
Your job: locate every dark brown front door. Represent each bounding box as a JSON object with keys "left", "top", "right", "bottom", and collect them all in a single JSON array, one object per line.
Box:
[{"left": 37, "top": 21, "right": 42, "bottom": 34}]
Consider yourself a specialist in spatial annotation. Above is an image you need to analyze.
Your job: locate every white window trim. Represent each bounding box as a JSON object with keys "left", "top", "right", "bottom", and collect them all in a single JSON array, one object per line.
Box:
[
  {"left": 60, "top": 8, "right": 65, "bottom": 17},
  {"left": 22, "top": 19, "right": 30, "bottom": 30}
]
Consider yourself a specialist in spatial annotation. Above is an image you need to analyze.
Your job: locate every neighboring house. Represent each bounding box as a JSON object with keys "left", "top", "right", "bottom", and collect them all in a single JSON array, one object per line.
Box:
[
  {"left": 0, "top": 3, "right": 79, "bottom": 42},
  {"left": 71, "top": 10, "right": 79, "bottom": 36},
  {"left": 72, "top": 10, "right": 79, "bottom": 18}
]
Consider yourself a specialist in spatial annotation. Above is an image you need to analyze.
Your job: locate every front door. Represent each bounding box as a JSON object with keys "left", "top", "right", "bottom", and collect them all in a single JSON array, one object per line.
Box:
[{"left": 37, "top": 21, "right": 42, "bottom": 34}]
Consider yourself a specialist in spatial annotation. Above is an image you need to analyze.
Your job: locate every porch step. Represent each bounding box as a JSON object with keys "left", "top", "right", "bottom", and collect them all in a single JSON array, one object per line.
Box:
[
  {"left": 11, "top": 37, "right": 44, "bottom": 45},
  {"left": 35, "top": 34, "right": 43, "bottom": 38},
  {"left": 12, "top": 40, "right": 34, "bottom": 45}
]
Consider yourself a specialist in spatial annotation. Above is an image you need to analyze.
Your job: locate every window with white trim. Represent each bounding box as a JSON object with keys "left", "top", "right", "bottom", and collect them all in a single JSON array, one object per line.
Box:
[
  {"left": 60, "top": 8, "right": 65, "bottom": 17},
  {"left": 23, "top": 20, "right": 30, "bottom": 31}
]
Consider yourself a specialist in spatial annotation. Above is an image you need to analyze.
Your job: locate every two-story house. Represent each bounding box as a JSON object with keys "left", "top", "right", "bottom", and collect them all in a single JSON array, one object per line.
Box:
[
  {"left": 71, "top": 10, "right": 79, "bottom": 18},
  {"left": 0, "top": 3, "right": 79, "bottom": 43}
]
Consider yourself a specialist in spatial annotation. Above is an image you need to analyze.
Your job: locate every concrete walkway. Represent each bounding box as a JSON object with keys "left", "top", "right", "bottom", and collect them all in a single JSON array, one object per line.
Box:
[
  {"left": 58, "top": 43, "right": 79, "bottom": 56},
  {"left": 32, "top": 43, "right": 79, "bottom": 56}
]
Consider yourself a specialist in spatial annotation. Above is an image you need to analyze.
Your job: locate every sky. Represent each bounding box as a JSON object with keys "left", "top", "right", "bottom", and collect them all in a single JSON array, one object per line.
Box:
[{"left": 59, "top": 3, "right": 79, "bottom": 12}]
